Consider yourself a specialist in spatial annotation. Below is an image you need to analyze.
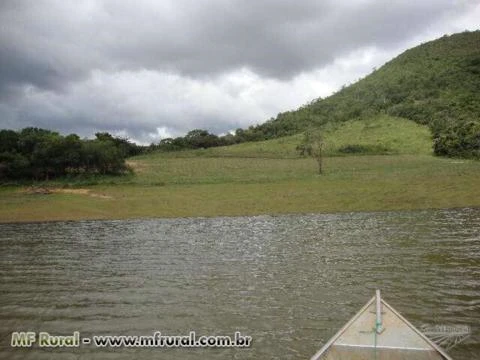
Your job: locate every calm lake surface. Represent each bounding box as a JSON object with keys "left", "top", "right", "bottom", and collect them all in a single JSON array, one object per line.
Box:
[{"left": 0, "top": 208, "right": 479, "bottom": 359}]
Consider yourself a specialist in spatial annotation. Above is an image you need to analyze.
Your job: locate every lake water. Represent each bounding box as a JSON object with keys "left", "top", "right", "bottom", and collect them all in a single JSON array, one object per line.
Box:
[{"left": 0, "top": 208, "right": 479, "bottom": 359}]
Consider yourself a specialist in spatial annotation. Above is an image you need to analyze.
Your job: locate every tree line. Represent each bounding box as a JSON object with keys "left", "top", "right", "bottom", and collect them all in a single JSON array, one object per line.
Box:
[
  {"left": 150, "top": 117, "right": 299, "bottom": 153},
  {"left": 0, "top": 122, "right": 300, "bottom": 181},
  {"left": 0, "top": 128, "right": 143, "bottom": 181}
]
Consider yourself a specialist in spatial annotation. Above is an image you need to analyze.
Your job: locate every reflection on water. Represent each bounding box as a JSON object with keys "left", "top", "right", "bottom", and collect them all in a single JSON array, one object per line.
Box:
[{"left": 0, "top": 208, "right": 479, "bottom": 359}]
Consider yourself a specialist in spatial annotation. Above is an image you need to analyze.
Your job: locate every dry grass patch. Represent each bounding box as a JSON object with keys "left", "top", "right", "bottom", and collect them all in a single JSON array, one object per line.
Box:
[
  {"left": 22, "top": 187, "right": 112, "bottom": 199},
  {"left": 126, "top": 160, "right": 148, "bottom": 173}
]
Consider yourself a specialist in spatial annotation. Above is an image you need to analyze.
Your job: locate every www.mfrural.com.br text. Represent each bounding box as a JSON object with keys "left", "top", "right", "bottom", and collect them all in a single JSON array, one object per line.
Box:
[{"left": 11, "top": 331, "right": 252, "bottom": 348}]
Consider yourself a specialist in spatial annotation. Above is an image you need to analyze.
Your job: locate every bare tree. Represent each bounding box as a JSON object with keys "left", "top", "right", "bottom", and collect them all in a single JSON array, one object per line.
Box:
[{"left": 297, "top": 130, "right": 325, "bottom": 174}]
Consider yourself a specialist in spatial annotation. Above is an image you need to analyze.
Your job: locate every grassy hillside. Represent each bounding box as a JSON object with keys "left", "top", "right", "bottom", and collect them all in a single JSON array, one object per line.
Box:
[
  {"left": 306, "top": 31, "right": 480, "bottom": 126},
  {"left": 149, "top": 116, "right": 432, "bottom": 159},
  {"left": 244, "top": 31, "right": 480, "bottom": 157}
]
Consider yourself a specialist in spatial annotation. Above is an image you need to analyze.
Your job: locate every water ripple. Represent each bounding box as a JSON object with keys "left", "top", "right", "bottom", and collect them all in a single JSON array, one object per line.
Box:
[{"left": 0, "top": 208, "right": 479, "bottom": 359}]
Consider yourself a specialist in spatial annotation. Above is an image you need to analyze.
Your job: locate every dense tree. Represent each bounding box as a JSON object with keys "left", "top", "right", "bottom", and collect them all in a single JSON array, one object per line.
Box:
[
  {"left": 0, "top": 130, "right": 19, "bottom": 153},
  {"left": 95, "top": 132, "right": 143, "bottom": 157},
  {"left": 433, "top": 120, "right": 480, "bottom": 158},
  {"left": 184, "top": 129, "right": 219, "bottom": 149},
  {"left": 0, "top": 152, "right": 30, "bottom": 179},
  {"left": 0, "top": 128, "right": 132, "bottom": 181}
]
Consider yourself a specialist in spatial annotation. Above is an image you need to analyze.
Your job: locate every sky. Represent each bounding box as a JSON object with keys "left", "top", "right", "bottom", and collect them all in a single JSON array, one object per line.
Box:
[{"left": 0, "top": 0, "right": 479, "bottom": 144}]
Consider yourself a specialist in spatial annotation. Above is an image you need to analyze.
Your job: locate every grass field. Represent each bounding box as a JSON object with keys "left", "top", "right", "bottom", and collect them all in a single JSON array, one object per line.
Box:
[{"left": 1, "top": 117, "right": 479, "bottom": 223}]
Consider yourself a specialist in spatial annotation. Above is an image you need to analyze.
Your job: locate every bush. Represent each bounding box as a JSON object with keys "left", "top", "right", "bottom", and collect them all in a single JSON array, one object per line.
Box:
[
  {"left": 433, "top": 120, "right": 480, "bottom": 158},
  {"left": 337, "top": 144, "right": 393, "bottom": 155}
]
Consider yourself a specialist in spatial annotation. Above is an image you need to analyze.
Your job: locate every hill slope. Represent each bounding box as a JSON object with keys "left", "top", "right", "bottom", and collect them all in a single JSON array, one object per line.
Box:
[
  {"left": 248, "top": 31, "right": 480, "bottom": 157},
  {"left": 150, "top": 116, "right": 431, "bottom": 159}
]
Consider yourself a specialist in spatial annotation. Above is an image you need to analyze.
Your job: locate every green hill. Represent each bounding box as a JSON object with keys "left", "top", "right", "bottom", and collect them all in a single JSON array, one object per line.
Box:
[{"left": 235, "top": 31, "right": 480, "bottom": 158}]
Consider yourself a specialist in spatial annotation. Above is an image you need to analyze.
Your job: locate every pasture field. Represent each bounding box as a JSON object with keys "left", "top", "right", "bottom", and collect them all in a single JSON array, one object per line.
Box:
[{"left": 1, "top": 117, "right": 479, "bottom": 222}]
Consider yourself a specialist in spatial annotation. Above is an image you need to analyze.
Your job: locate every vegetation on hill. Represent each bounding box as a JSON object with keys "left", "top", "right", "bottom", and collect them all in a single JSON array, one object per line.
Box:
[
  {"left": 250, "top": 30, "right": 480, "bottom": 158},
  {"left": 150, "top": 116, "right": 431, "bottom": 159}
]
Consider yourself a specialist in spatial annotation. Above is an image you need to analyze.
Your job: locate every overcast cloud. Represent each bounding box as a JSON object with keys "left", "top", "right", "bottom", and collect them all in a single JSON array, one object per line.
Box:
[{"left": 0, "top": 0, "right": 478, "bottom": 143}]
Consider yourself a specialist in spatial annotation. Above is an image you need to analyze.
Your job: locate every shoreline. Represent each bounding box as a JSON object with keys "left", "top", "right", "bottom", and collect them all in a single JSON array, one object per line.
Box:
[{"left": 0, "top": 204, "right": 478, "bottom": 225}]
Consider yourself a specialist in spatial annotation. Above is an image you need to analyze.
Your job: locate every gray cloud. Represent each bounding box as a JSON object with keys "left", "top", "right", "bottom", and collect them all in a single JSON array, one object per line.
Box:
[{"left": 0, "top": 0, "right": 478, "bottom": 142}]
